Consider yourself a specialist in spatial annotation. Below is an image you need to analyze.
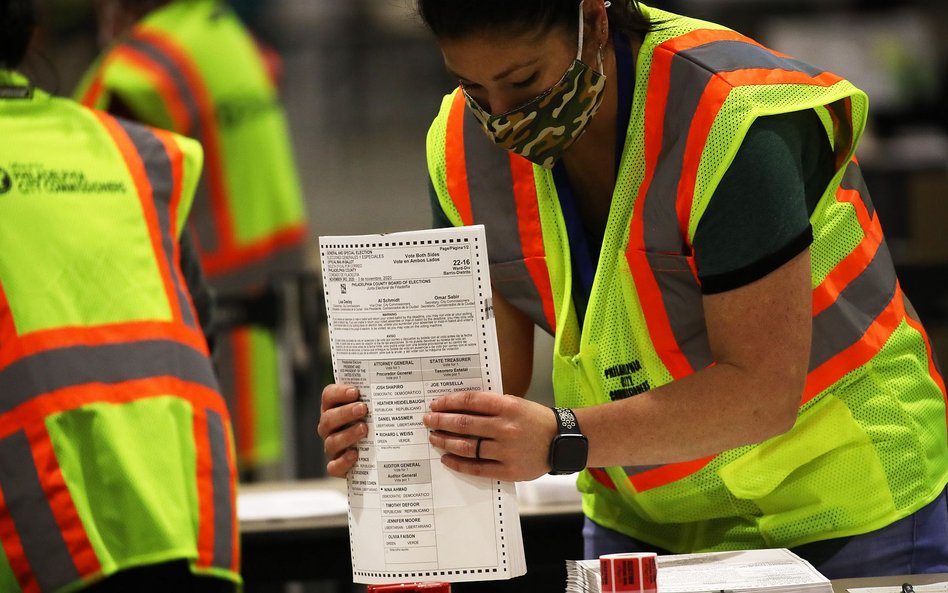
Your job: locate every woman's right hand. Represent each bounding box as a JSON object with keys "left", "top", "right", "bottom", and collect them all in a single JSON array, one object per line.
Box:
[{"left": 317, "top": 384, "right": 369, "bottom": 478}]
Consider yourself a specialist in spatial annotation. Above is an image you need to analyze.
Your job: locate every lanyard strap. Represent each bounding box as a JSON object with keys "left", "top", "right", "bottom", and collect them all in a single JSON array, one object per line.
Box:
[{"left": 553, "top": 31, "right": 636, "bottom": 323}]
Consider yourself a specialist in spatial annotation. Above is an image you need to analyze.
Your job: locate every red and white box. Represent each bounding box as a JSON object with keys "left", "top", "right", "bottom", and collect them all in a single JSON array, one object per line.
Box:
[{"left": 599, "top": 552, "right": 658, "bottom": 593}]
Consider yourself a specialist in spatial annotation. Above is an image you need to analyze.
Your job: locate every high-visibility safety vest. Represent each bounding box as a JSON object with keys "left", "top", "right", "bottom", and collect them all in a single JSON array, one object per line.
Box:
[
  {"left": 0, "top": 72, "right": 240, "bottom": 592},
  {"left": 75, "top": 0, "right": 309, "bottom": 469},
  {"left": 426, "top": 6, "right": 948, "bottom": 552}
]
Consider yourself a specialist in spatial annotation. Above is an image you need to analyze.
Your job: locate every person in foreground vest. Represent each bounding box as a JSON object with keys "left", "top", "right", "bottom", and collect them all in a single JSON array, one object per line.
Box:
[
  {"left": 76, "top": 0, "right": 310, "bottom": 476},
  {"left": 318, "top": 0, "right": 948, "bottom": 579},
  {"left": 0, "top": 2, "right": 240, "bottom": 591}
]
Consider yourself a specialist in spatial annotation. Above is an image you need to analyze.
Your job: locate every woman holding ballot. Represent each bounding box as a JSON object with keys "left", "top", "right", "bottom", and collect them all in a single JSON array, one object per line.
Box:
[{"left": 318, "top": 0, "right": 948, "bottom": 579}]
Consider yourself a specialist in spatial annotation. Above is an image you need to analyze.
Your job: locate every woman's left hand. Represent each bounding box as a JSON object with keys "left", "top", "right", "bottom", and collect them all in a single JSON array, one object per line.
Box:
[{"left": 423, "top": 391, "right": 558, "bottom": 481}]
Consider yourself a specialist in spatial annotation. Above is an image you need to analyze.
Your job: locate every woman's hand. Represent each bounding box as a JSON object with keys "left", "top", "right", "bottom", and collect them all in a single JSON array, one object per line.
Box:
[
  {"left": 317, "top": 384, "right": 369, "bottom": 478},
  {"left": 423, "top": 391, "right": 559, "bottom": 481}
]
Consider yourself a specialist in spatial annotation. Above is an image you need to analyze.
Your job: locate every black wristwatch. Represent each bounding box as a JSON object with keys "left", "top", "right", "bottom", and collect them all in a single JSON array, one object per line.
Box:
[{"left": 548, "top": 407, "right": 588, "bottom": 475}]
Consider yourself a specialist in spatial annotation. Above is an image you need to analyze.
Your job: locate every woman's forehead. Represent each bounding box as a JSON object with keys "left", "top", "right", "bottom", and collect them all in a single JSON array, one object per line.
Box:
[{"left": 439, "top": 27, "right": 574, "bottom": 79}]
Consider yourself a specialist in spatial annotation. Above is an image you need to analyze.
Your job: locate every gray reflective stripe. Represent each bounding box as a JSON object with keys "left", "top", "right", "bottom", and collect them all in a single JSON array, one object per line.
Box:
[
  {"left": 488, "top": 261, "right": 554, "bottom": 335},
  {"left": 639, "top": 51, "right": 715, "bottom": 372},
  {"left": 622, "top": 464, "right": 663, "bottom": 476},
  {"left": 214, "top": 335, "right": 238, "bottom": 414},
  {"left": 839, "top": 161, "right": 875, "bottom": 218},
  {"left": 462, "top": 108, "right": 553, "bottom": 334},
  {"left": 810, "top": 239, "right": 897, "bottom": 370},
  {"left": 207, "top": 243, "right": 303, "bottom": 292},
  {"left": 683, "top": 42, "right": 852, "bottom": 162},
  {"left": 637, "top": 38, "right": 836, "bottom": 372},
  {"left": 0, "top": 340, "right": 219, "bottom": 416},
  {"left": 124, "top": 37, "right": 219, "bottom": 255},
  {"left": 207, "top": 409, "right": 234, "bottom": 569},
  {"left": 463, "top": 108, "right": 520, "bottom": 261},
  {"left": 124, "top": 38, "right": 201, "bottom": 138},
  {"left": 113, "top": 118, "right": 197, "bottom": 329},
  {"left": 680, "top": 40, "right": 824, "bottom": 77},
  {"left": 0, "top": 431, "right": 81, "bottom": 593}
]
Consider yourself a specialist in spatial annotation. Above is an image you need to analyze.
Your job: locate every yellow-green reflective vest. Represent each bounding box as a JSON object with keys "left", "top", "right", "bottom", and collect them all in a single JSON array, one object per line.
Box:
[
  {"left": 426, "top": 7, "right": 948, "bottom": 551},
  {"left": 0, "top": 71, "right": 240, "bottom": 592},
  {"left": 75, "top": 0, "right": 308, "bottom": 469}
]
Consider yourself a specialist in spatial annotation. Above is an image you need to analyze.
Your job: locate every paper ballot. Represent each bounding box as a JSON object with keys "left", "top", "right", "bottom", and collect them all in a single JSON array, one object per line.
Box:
[{"left": 318, "top": 225, "right": 527, "bottom": 585}]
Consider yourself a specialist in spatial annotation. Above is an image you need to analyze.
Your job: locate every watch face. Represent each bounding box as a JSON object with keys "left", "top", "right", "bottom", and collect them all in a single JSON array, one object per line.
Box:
[{"left": 551, "top": 434, "right": 588, "bottom": 474}]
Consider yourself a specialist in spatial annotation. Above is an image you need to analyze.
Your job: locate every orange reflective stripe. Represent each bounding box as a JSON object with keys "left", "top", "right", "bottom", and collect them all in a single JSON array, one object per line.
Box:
[
  {"left": 509, "top": 154, "right": 557, "bottom": 331},
  {"left": 0, "top": 377, "right": 228, "bottom": 440},
  {"left": 803, "top": 285, "right": 905, "bottom": 404},
  {"left": 0, "top": 378, "right": 232, "bottom": 588},
  {"left": 655, "top": 29, "right": 842, "bottom": 247},
  {"left": 113, "top": 31, "right": 306, "bottom": 273},
  {"left": 150, "top": 126, "right": 201, "bottom": 322},
  {"left": 0, "top": 481, "right": 42, "bottom": 593},
  {"left": 107, "top": 46, "right": 194, "bottom": 133},
  {"left": 629, "top": 456, "right": 715, "bottom": 492},
  {"left": 27, "top": 425, "right": 100, "bottom": 580},
  {"left": 662, "top": 28, "right": 765, "bottom": 55},
  {"left": 201, "top": 224, "right": 306, "bottom": 277},
  {"left": 93, "top": 111, "right": 187, "bottom": 323},
  {"left": 77, "top": 54, "right": 114, "bottom": 109},
  {"left": 0, "top": 321, "right": 208, "bottom": 372},
  {"left": 0, "top": 283, "right": 15, "bottom": 353},
  {"left": 196, "top": 409, "right": 237, "bottom": 572},
  {"left": 131, "top": 28, "right": 237, "bottom": 253},
  {"left": 812, "top": 185, "right": 881, "bottom": 316},
  {"left": 232, "top": 330, "right": 256, "bottom": 461},
  {"left": 676, "top": 68, "right": 844, "bottom": 246},
  {"left": 79, "top": 75, "right": 106, "bottom": 109},
  {"left": 718, "top": 68, "right": 843, "bottom": 88},
  {"left": 587, "top": 467, "right": 616, "bottom": 489},
  {"left": 621, "top": 29, "right": 854, "bottom": 491},
  {"left": 193, "top": 406, "right": 216, "bottom": 569},
  {"left": 625, "top": 29, "right": 697, "bottom": 381},
  {"left": 445, "top": 91, "right": 474, "bottom": 226}
]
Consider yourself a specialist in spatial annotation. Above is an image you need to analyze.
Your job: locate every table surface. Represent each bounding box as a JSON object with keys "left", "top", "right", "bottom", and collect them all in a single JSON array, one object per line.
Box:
[
  {"left": 238, "top": 480, "right": 948, "bottom": 592},
  {"left": 832, "top": 573, "right": 948, "bottom": 592},
  {"left": 239, "top": 478, "right": 585, "bottom": 592},
  {"left": 238, "top": 477, "right": 585, "bottom": 532}
]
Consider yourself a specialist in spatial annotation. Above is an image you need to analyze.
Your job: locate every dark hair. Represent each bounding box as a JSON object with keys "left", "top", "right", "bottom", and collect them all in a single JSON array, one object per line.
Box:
[
  {"left": 0, "top": 0, "right": 35, "bottom": 69},
  {"left": 417, "top": 0, "right": 651, "bottom": 43},
  {"left": 116, "top": 0, "right": 173, "bottom": 19}
]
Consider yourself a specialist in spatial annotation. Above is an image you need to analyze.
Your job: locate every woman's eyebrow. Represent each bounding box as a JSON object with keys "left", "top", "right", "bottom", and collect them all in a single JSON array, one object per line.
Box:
[{"left": 447, "top": 57, "right": 541, "bottom": 83}]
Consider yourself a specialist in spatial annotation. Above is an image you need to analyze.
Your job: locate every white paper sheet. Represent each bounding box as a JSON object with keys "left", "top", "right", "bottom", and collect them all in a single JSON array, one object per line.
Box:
[
  {"left": 237, "top": 488, "right": 348, "bottom": 522},
  {"left": 319, "top": 225, "right": 526, "bottom": 585},
  {"left": 567, "top": 548, "right": 832, "bottom": 593}
]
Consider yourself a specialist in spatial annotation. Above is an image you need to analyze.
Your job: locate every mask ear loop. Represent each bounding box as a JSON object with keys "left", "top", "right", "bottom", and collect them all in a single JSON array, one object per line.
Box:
[
  {"left": 599, "top": 1, "right": 611, "bottom": 70},
  {"left": 579, "top": 0, "right": 609, "bottom": 69},
  {"left": 575, "top": 1, "right": 586, "bottom": 60}
]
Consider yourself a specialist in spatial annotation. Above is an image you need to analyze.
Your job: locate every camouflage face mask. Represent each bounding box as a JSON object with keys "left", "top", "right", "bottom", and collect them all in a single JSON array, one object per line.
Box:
[{"left": 462, "top": 1, "right": 607, "bottom": 169}]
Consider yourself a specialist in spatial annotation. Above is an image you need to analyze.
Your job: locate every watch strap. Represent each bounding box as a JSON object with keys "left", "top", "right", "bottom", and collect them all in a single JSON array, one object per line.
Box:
[{"left": 552, "top": 407, "right": 582, "bottom": 436}]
